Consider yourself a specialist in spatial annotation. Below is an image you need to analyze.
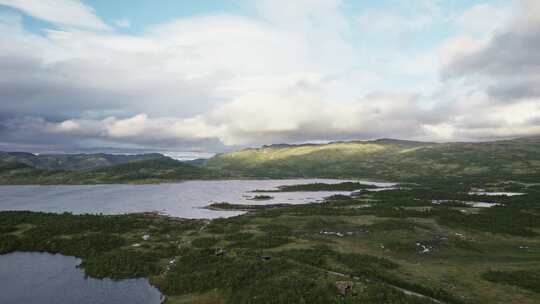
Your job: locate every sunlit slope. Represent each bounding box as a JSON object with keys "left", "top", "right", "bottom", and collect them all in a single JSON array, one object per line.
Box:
[
  {"left": 2, "top": 137, "right": 540, "bottom": 184},
  {"left": 206, "top": 138, "right": 540, "bottom": 181}
]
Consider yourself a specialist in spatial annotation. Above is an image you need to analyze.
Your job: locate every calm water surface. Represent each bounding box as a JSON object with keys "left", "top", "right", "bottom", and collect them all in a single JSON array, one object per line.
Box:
[
  {"left": 0, "top": 252, "right": 163, "bottom": 304},
  {"left": 468, "top": 191, "right": 525, "bottom": 196},
  {"left": 0, "top": 179, "right": 395, "bottom": 218}
]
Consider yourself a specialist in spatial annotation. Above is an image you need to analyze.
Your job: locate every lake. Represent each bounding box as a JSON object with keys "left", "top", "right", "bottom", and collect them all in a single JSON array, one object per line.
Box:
[
  {"left": 0, "top": 252, "right": 163, "bottom": 304},
  {"left": 468, "top": 191, "right": 525, "bottom": 196},
  {"left": 0, "top": 179, "right": 394, "bottom": 218}
]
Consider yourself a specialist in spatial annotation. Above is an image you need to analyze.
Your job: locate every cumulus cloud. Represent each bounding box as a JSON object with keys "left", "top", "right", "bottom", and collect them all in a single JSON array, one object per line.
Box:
[
  {"left": 423, "top": 91, "right": 540, "bottom": 140},
  {"left": 443, "top": 0, "right": 540, "bottom": 101},
  {"left": 431, "top": 0, "right": 540, "bottom": 140},
  {"left": 452, "top": 3, "right": 513, "bottom": 35},
  {"left": 41, "top": 91, "right": 436, "bottom": 147},
  {"left": 0, "top": 0, "right": 539, "bottom": 153}
]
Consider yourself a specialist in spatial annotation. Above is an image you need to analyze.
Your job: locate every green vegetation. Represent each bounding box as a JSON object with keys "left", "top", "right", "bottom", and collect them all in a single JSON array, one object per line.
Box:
[
  {"left": 482, "top": 269, "right": 540, "bottom": 293},
  {"left": 69, "top": 157, "right": 220, "bottom": 183},
  {"left": 206, "top": 202, "right": 291, "bottom": 211},
  {"left": 2, "top": 137, "right": 540, "bottom": 303},
  {"left": 436, "top": 206, "right": 540, "bottom": 237},
  {"left": 0, "top": 157, "right": 221, "bottom": 184},
  {"left": 1, "top": 179, "right": 540, "bottom": 303},
  {"left": 2, "top": 137, "right": 540, "bottom": 184},
  {"left": 250, "top": 194, "right": 274, "bottom": 200},
  {"left": 0, "top": 151, "right": 166, "bottom": 170},
  {"left": 254, "top": 182, "right": 378, "bottom": 192},
  {"left": 207, "top": 137, "right": 540, "bottom": 182}
]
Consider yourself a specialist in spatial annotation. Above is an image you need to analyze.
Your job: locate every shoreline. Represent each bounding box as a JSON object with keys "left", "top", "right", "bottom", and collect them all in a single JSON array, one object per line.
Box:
[{"left": 0, "top": 177, "right": 398, "bottom": 186}]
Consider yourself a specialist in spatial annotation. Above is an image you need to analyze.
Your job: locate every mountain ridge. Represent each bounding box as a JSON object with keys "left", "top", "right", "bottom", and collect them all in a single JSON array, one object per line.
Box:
[
  {"left": 0, "top": 152, "right": 167, "bottom": 171},
  {"left": 206, "top": 136, "right": 540, "bottom": 182},
  {"left": 1, "top": 136, "right": 540, "bottom": 184}
]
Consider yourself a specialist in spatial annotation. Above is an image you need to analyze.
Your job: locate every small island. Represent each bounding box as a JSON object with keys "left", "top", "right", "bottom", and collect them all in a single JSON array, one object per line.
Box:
[
  {"left": 205, "top": 202, "right": 291, "bottom": 211},
  {"left": 254, "top": 182, "right": 380, "bottom": 193},
  {"left": 249, "top": 194, "right": 274, "bottom": 200}
]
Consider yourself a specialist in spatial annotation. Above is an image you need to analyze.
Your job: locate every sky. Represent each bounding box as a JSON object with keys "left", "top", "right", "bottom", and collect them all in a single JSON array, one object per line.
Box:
[{"left": 0, "top": 0, "right": 539, "bottom": 154}]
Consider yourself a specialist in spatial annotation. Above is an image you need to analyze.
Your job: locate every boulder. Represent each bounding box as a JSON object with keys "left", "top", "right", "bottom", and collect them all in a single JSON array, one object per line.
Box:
[{"left": 335, "top": 281, "right": 353, "bottom": 296}]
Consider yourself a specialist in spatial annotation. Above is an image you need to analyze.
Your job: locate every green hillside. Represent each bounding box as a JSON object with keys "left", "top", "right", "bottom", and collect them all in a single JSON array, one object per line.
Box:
[
  {"left": 68, "top": 157, "right": 219, "bottom": 183},
  {"left": 0, "top": 157, "right": 215, "bottom": 185},
  {"left": 0, "top": 152, "right": 166, "bottom": 170},
  {"left": 2, "top": 137, "right": 540, "bottom": 184},
  {"left": 206, "top": 137, "right": 540, "bottom": 182}
]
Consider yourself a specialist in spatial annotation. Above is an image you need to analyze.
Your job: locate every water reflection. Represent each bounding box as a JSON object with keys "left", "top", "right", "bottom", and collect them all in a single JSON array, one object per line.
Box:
[
  {"left": 0, "top": 252, "right": 163, "bottom": 304},
  {"left": 0, "top": 179, "right": 392, "bottom": 218}
]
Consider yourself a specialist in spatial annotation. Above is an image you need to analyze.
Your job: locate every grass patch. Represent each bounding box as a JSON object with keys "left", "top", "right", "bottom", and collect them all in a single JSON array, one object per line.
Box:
[{"left": 483, "top": 269, "right": 540, "bottom": 293}]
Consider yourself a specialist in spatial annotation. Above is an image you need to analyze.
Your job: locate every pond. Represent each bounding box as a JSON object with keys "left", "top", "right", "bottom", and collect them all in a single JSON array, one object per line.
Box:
[
  {"left": 0, "top": 179, "right": 393, "bottom": 218},
  {"left": 0, "top": 252, "right": 163, "bottom": 304},
  {"left": 468, "top": 191, "right": 525, "bottom": 196},
  {"left": 431, "top": 199, "right": 502, "bottom": 208}
]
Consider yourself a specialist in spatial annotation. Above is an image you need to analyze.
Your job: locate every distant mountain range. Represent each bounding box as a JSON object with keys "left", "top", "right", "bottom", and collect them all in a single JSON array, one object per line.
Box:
[
  {"left": 0, "top": 152, "right": 166, "bottom": 171},
  {"left": 1, "top": 137, "right": 540, "bottom": 184}
]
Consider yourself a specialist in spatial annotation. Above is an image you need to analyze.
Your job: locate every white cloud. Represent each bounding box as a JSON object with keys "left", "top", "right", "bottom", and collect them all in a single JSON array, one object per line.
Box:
[
  {"left": 514, "top": 0, "right": 540, "bottom": 31},
  {"left": 424, "top": 90, "right": 540, "bottom": 141},
  {"left": 452, "top": 3, "right": 514, "bottom": 35},
  {"left": 42, "top": 91, "right": 436, "bottom": 146},
  {"left": 46, "top": 119, "right": 80, "bottom": 133},
  {"left": 0, "top": 0, "right": 539, "bottom": 152},
  {"left": 0, "top": 0, "right": 110, "bottom": 30},
  {"left": 357, "top": 10, "right": 433, "bottom": 35},
  {"left": 441, "top": 0, "right": 540, "bottom": 104},
  {"left": 439, "top": 35, "right": 489, "bottom": 75}
]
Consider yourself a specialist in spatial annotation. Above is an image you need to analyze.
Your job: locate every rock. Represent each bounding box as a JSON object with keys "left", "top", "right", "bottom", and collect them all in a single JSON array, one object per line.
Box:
[
  {"left": 416, "top": 242, "right": 432, "bottom": 254},
  {"left": 320, "top": 230, "right": 347, "bottom": 237},
  {"left": 261, "top": 255, "right": 272, "bottom": 261},
  {"left": 335, "top": 281, "right": 353, "bottom": 296}
]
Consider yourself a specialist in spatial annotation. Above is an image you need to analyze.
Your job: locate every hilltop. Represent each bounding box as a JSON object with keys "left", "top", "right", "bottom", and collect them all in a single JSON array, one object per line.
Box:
[
  {"left": 0, "top": 151, "right": 167, "bottom": 171},
  {"left": 206, "top": 137, "right": 540, "bottom": 182},
  {"left": 0, "top": 156, "right": 216, "bottom": 185},
  {"left": 1, "top": 137, "right": 540, "bottom": 184}
]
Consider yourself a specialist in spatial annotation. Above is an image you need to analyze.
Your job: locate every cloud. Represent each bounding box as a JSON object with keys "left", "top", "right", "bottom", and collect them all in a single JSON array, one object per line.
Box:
[
  {"left": 0, "top": 0, "right": 110, "bottom": 30},
  {"left": 423, "top": 91, "right": 540, "bottom": 140},
  {"left": 452, "top": 3, "right": 513, "bottom": 35},
  {"left": 442, "top": 0, "right": 540, "bottom": 101},
  {"left": 46, "top": 119, "right": 80, "bottom": 133},
  {"left": 36, "top": 91, "right": 438, "bottom": 147},
  {"left": 0, "top": 0, "right": 539, "bottom": 153},
  {"left": 356, "top": 3, "right": 438, "bottom": 36}
]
